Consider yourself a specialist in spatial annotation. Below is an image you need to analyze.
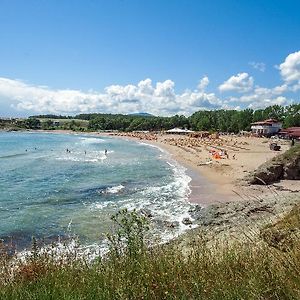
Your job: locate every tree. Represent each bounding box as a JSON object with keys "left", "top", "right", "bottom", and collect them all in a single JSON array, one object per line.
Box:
[
  {"left": 25, "top": 118, "right": 41, "bottom": 129},
  {"left": 41, "top": 120, "right": 54, "bottom": 130}
]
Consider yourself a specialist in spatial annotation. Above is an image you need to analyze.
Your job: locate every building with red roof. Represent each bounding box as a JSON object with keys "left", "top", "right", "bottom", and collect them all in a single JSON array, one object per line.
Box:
[
  {"left": 279, "top": 127, "right": 300, "bottom": 140},
  {"left": 250, "top": 119, "right": 282, "bottom": 136}
]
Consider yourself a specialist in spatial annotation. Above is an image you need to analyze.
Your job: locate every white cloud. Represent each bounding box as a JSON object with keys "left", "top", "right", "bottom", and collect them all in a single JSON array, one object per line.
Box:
[
  {"left": 291, "top": 82, "right": 300, "bottom": 92},
  {"left": 247, "top": 96, "right": 289, "bottom": 110},
  {"left": 154, "top": 80, "right": 175, "bottom": 99},
  {"left": 0, "top": 77, "right": 227, "bottom": 116},
  {"left": 279, "top": 50, "right": 300, "bottom": 83},
  {"left": 2, "top": 51, "right": 300, "bottom": 117},
  {"left": 197, "top": 76, "right": 209, "bottom": 91},
  {"left": 219, "top": 72, "right": 254, "bottom": 93},
  {"left": 249, "top": 62, "right": 266, "bottom": 72},
  {"left": 137, "top": 78, "right": 154, "bottom": 95},
  {"left": 228, "top": 83, "right": 291, "bottom": 109},
  {"left": 272, "top": 84, "right": 289, "bottom": 94}
]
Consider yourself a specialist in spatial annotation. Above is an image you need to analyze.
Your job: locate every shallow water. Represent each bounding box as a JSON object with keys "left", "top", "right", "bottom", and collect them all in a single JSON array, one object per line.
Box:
[{"left": 0, "top": 131, "right": 195, "bottom": 250}]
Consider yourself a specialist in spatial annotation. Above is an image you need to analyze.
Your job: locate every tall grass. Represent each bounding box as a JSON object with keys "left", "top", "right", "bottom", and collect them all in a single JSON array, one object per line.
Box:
[{"left": 1, "top": 208, "right": 300, "bottom": 299}]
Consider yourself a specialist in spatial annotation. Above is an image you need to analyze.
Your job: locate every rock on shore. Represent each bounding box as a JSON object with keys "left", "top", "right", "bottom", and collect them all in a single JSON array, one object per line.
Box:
[{"left": 246, "top": 145, "right": 300, "bottom": 185}]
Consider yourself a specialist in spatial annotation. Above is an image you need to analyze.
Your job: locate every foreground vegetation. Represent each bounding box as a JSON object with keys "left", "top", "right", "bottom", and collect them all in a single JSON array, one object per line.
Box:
[
  {"left": 1, "top": 104, "right": 299, "bottom": 132},
  {"left": 1, "top": 208, "right": 300, "bottom": 299}
]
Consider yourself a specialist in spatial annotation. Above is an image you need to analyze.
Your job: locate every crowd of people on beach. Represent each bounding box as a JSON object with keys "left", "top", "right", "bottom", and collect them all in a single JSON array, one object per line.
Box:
[
  {"left": 105, "top": 131, "right": 291, "bottom": 172},
  {"left": 109, "top": 131, "right": 253, "bottom": 162},
  {"left": 161, "top": 136, "right": 251, "bottom": 160},
  {"left": 111, "top": 132, "right": 158, "bottom": 141}
]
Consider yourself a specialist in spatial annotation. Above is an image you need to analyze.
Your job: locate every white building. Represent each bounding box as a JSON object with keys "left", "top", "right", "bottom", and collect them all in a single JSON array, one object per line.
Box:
[
  {"left": 251, "top": 119, "right": 282, "bottom": 136},
  {"left": 166, "top": 128, "right": 194, "bottom": 135}
]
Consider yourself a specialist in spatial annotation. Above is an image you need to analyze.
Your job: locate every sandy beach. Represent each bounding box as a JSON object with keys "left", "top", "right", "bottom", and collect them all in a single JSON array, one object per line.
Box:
[{"left": 108, "top": 132, "right": 298, "bottom": 205}]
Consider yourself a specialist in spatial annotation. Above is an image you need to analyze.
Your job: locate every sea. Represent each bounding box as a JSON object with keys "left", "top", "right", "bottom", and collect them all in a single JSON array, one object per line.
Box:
[{"left": 0, "top": 131, "right": 196, "bottom": 252}]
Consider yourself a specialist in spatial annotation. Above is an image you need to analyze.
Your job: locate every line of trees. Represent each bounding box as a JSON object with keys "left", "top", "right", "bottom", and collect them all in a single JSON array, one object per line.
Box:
[
  {"left": 86, "top": 104, "right": 300, "bottom": 133},
  {"left": 191, "top": 104, "right": 300, "bottom": 132},
  {"left": 21, "top": 103, "right": 300, "bottom": 133}
]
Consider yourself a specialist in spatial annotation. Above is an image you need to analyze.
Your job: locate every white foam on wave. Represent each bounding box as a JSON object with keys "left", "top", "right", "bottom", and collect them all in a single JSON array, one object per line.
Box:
[
  {"left": 116, "top": 153, "right": 197, "bottom": 243},
  {"left": 127, "top": 142, "right": 198, "bottom": 241},
  {"left": 16, "top": 239, "right": 109, "bottom": 266},
  {"left": 15, "top": 137, "right": 197, "bottom": 262},
  {"left": 91, "top": 200, "right": 115, "bottom": 210},
  {"left": 90, "top": 196, "right": 134, "bottom": 212},
  {"left": 56, "top": 156, "right": 107, "bottom": 163},
  {"left": 137, "top": 142, "right": 166, "bottom": 153},
  {"left": 103, "top": 185, "right": 125, "bottom": 194},
  {"left": 55, "top": 150, "right": 108, "bottom": 163},
  {"left": 79, "top": 137, "right": 105, "bottom": 144}
]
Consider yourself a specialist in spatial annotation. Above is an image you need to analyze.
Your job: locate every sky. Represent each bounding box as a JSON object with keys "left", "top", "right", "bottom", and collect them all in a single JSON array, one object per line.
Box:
[{"left": 0, "top": 0, "right": 300, "bottom": 117}]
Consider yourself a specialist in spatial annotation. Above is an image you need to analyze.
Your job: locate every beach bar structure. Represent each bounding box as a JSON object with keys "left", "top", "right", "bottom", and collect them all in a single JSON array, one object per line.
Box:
[
  {"left": 189, "top": 131, "right": 210, "bottom": 138},
  {"left": 250, "top": 119, "right": 282, "bottom": 136},
  {"left": 278, "top": 127, "right": 300, "bottom": 140},
  {"left": 166, "top": 128, "right": 195, "bottom": 135}
]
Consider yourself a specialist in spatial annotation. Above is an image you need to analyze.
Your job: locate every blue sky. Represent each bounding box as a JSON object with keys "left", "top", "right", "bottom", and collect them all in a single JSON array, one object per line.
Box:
[{"left": 0, "top": 0, "right": 300, "bottom": 117}]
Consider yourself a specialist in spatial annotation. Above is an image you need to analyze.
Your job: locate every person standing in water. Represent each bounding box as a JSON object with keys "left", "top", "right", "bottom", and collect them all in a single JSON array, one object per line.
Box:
[{"left": 104, "top": 149, "right": 108, "bottom": 155}]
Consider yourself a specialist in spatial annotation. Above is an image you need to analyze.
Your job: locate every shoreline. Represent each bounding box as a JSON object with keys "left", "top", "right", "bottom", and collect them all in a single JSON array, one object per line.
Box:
[
  {"left": 96, "top": 132, "right": 226, "bottom": 206},
  {"left": 105, "top": 131, "right": 299, "bottom": 205},
  {"left": 3, "top": 129, "right": 298, "bottom": 206},
  {"left": 4, "top": 129, "right": 231, "bottom": 205},
  {"left": 152, "top": 140, "right": 239, "bottom": 205},
  {"left": 100, "top": 132, "right": 243, "bottom": 205},
  {"left": 134, "top": 137, "right": 237, "bottom": 206}
]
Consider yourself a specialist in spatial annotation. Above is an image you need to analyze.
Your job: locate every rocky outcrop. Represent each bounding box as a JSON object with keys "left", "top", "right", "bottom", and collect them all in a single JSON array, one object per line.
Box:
[
  {"left": 246, "top": 145, "right": 300, "bottom": 185},
  {"left": 249, "top": 163, "right": 284, "bottom": 184},
  {"left": 190, "top": 200, "right": 275, "bottom": 228},
  {"left": 284, "top": 153, "right": 300, "bottom": 179},
  {"left": 175, "top": 194, "right": 300, "bottom": 250}
]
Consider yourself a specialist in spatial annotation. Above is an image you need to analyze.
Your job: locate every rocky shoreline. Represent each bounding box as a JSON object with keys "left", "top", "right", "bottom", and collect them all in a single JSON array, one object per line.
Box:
[
  {"left": 173, "top": 192, "right": 300, "bottom": 252},
  {"left": 245, "top": 144, "right": 300, "bottom": 185},
  {"left": 174, "top": 145, "right": 300, "bottom": 248}
]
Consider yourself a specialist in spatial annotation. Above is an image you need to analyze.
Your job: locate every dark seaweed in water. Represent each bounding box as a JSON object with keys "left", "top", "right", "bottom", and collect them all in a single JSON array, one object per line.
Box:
[
  {"left": 0, "top": 230, "right": 70, "bottom": 253},
  {"left": 0, "top": 153, "right": 28, "bottom": 159},
  {"left": 79, "top": 185, "right": 112, "bottom": 196}
]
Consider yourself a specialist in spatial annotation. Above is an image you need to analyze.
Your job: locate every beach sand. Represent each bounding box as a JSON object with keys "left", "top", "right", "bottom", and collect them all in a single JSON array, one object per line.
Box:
[{"left": 109, "top": 132, "right": 297, "bottom": 206}]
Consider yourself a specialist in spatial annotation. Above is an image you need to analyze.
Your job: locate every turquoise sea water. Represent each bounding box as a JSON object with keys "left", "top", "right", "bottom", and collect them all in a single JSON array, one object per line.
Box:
[{"left": 0, "top": 132, "right": 193, "bottom": 251}]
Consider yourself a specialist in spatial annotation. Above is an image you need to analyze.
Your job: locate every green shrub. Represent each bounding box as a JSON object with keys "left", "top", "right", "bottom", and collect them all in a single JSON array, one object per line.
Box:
[{"left": 1, "top": 209, "right": 300, "bottom": 299}]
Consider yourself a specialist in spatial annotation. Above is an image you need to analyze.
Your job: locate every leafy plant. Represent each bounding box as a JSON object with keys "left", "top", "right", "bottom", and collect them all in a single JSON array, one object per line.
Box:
[{"left": 107, "top": 209, "right": 149, "bottom": 259}]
